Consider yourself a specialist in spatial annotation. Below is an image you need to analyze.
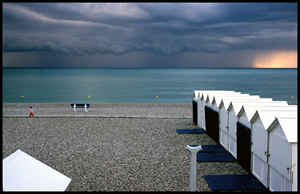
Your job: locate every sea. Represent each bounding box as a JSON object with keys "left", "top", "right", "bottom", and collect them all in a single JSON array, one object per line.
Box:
[{"left": 2, "top": 68, "right": 298, "bottom": 104}]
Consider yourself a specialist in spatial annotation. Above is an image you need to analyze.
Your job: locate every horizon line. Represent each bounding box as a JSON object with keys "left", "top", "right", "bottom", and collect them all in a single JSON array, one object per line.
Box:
[{"left": 2, "top": 67, "right": 297, "bottom": 69}]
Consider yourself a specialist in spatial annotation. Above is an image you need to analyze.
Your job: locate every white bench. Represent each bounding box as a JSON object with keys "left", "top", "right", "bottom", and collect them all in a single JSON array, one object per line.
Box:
[{"left": 71, "top": 103, "right": 90, "bottom": 112}]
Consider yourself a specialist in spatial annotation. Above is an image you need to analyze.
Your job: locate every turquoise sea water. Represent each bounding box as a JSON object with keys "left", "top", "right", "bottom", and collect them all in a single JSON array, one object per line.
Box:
[{"left": 2, "top": 68, "right": 297, "bottom": 103}]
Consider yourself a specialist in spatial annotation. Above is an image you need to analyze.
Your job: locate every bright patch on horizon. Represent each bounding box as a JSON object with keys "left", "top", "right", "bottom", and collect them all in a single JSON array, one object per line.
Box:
[{"left": 253, "top": 51, "right": 297, "bottom": 68}]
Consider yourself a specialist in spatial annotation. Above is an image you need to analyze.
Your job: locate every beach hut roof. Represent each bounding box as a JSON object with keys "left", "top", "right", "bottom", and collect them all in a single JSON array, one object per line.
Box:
[
  {"left": 215, "top": 95, "right": 262, "bottom": 109},
  {"left": 208, "top": 92, "right": 245, "bottom": 106},
  {"left": 229, "top": 100, "right": 288, "bottom": 113},
  {"left": 194, "top": 90, "right": 233, "bottom": 100},
  {"left": 250, "top": 110, "right": 297, "bottom": 131},
  {"left": 240, "top": 105, "right": 297, "bottom": 122},
  {"left": 202, "top": 91, "right": 237, "bottom": 103},
  {"left": 226, "top": 98, "right": 274, "bottom": 113},
  {"left": 267, "top": 118, "right": 298, "bottom": 143},
  {"left": 193, "top": 91, "right": 199, "bottom": 98},
  {"left": 3, "top": 149, "right": 71, "bottom": 191},
  {"left": 212, "top": 94, "right": 255, "bottom": 107}
]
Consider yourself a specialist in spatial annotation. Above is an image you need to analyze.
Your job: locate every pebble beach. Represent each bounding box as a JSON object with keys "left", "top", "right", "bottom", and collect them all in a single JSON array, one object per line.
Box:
[{"left": 3, "top": 103, "right": 248, "bottom": 191}]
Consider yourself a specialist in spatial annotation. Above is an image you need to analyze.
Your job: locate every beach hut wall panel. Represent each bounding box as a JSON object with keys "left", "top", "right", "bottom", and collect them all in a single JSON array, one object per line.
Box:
[
  {"left": 291, "top": 143, "right": 297, "bottom": 191},
  {"left": 228, "top": 106, "right": 239, "bottom": 158},
  {"left": 251, "top": 116, "right": 269, "bottom": 187},
  {"left": 200, "top": 96, "right": 207, "bottom": 130},
  {"left": 267, "top": 118, "right": 297, "bottom": 191},
  {"left": 197, "top": 93, "right": 202, "bottom": 128},
  {"left": 218, "top": 102, "right": 230, "bottom": 150}
]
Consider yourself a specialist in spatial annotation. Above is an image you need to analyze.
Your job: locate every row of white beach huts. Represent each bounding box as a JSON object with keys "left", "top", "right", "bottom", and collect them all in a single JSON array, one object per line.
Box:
[{"left": 192, "top": 90, "right": 297, "bottom": 192}]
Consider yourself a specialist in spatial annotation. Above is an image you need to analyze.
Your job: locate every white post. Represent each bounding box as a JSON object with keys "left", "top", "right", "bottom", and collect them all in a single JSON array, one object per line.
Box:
[
  {"left": 185, "top": 145, "right": 202, "bottom": 191},
  {"left": 74, "top": 104, "right": 76, "bottom": 111},
  {"left": 85, "top": 104, "right": 88, "bottom": 112}
]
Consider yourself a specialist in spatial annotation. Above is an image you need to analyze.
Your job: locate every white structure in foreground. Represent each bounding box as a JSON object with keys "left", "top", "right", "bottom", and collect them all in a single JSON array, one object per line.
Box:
[
  {"left": 3, "top": 149, "right": 71, "bottom": 191},
  {"left": 250, "top": 112, "right": 297, "bottom": 191}
]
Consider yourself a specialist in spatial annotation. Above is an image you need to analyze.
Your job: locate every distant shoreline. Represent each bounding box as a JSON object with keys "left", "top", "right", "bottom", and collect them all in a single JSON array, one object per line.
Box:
[
  {"left": 2, "top": 103, "right": 193, "bottom": 118},
  {"left": 2, "top": 67, "right": 298, "bottom": 69},
  {"left": 2, "top": 102, "right": 297, "bottom": 105}
]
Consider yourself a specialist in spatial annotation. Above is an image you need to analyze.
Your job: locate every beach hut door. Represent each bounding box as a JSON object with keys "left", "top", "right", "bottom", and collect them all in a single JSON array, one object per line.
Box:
[
  {"left": 205, "top": 106, "right": 219, "bottom": 143},
  {"left": 193, "top": 100, "right": 198, "bottom": 125},
  {"left": 237, "top": 122, "right": 251, "bottom": 173}
]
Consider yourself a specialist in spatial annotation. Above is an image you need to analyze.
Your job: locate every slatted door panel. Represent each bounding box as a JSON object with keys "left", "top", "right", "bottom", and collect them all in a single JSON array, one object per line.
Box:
[
  {"left": 237, "top": 122, "right": 251, "bottom": 173},
  {"left": 193, "top": 100, "right": 198, "bottom": 125},
  {"left": 205, "top": 106, "right": 219, "bottom": 143}
]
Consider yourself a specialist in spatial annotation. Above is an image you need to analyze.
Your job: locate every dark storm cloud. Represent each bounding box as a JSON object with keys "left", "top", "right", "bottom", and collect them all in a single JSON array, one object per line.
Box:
[{"left": 2, "top": 3, "right": 297, "bottom": 57}]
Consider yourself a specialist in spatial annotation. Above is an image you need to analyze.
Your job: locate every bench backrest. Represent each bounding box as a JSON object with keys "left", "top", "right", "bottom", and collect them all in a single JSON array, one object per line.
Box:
[{"left": 71, "top": 104, "right": 90, "bottom": 108}]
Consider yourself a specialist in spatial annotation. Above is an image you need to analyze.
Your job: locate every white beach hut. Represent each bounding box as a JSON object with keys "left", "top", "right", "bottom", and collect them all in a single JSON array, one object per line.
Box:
[
  {"left": 250, "top": 110, "right": 297, "bottom": 191},
  {"left": 200, "top": 91, "right": 246, "bottom": 130},
  {"left": 225, "top": 100, "right": 289, "bottom": 159},
  {"left": 237, "top": 107, "right": 296, "bottom": 174},
  {"left": 267, "top": 118, "right": 297, "bottom": 191},
  {"left": 238, "top": 105, "right": 297, "bottom": 129},
  {"left": 202, "top": 93, "right": 266, "bottom": 144},
  {"left": 217, "top": 98, "right": 281, "bottom": 153},
  {"left": 214, "top": 96, "right": 269, "bottom": 151},
  {"left": 193, "top": 90, "right": 231, "bottom": 125},
  {"left": 194, "top": 90, "right": 236, "bottom": 129}
]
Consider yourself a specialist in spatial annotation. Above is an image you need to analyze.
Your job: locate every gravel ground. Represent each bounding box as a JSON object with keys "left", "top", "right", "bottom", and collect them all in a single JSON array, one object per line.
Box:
[{"left": 3, "top": 103, "right": 247, "bottom": 191}]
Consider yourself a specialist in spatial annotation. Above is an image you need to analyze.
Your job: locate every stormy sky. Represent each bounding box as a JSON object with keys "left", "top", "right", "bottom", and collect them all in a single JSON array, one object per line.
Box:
[{"left": 2, "top": 3, "right": 298, "bottom": 68}]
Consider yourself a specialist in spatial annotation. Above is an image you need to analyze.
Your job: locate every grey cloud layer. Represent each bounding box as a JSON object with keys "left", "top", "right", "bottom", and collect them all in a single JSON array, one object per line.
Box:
[{"left": 3, "top": 3, "right": 297, "bottom": 56}]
